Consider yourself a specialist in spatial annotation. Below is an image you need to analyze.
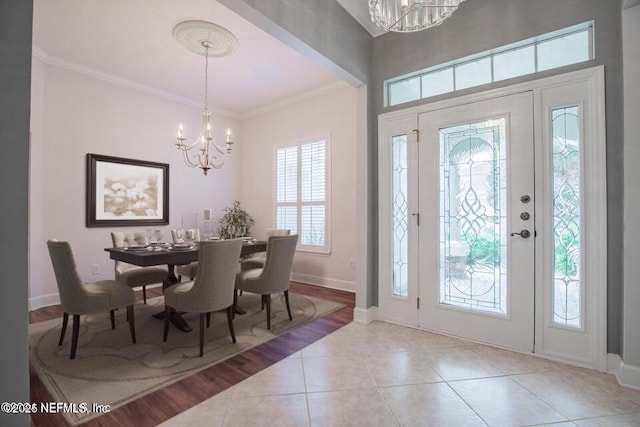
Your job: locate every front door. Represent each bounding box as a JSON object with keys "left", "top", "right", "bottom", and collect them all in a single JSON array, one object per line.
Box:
[
  {"left": 378, "top": 69, "right": 606, "bottom": 366},
  {"left": 418, "top": 92, "right": 535, "bottom": 352}
]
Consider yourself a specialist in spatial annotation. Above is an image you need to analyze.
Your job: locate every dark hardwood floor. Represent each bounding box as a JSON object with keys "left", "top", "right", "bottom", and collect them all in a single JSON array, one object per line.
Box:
[{"left": 29, "top": 282, "right": 355, "bottom": 426}]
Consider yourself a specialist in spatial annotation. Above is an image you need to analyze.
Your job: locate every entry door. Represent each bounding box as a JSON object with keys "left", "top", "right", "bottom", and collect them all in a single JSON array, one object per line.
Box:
[{"left": 418, "top": 92, "right": 535, "bottom": 352}]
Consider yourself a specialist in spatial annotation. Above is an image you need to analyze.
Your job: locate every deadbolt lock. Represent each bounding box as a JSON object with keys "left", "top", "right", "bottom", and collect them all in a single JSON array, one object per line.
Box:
[{"left": 520, "top": 195, "right": 531, "bottom": 203}]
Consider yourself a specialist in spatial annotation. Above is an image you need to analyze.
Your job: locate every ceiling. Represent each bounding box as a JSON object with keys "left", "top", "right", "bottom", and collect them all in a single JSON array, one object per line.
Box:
[
  {"left": 32, "top": 0, "right": 357, "bottom": 117},
  {"left": 336, "top": 0, "right": 387, "bottom": 37}
]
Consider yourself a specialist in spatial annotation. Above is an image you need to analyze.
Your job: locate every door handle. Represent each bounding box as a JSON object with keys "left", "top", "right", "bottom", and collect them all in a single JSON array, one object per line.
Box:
[{"left": 510, "top": 230, "right": 531, "bottom": 238}]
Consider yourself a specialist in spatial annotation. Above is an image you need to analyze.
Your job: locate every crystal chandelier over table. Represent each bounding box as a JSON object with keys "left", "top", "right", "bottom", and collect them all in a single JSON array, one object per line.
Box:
[
  {"left": 173, "top": 21, "right": 238, "bottom": 176},
  {"left": 369, "top": 0, "right": 466, "bottom": 33}
]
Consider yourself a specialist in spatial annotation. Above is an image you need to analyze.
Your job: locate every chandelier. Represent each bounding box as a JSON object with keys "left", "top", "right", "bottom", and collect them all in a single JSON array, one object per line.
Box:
[
  {"left": 369, "top": 0, "right": 466, "bottom": 33},
  {"left": 173, "top": 21, "right": 238, "bottom": 176}
]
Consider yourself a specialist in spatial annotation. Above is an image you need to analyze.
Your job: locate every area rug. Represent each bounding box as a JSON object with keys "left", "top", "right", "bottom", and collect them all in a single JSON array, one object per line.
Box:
[{"left": 29, "top": 292, "right": 343, "bottom": 425}]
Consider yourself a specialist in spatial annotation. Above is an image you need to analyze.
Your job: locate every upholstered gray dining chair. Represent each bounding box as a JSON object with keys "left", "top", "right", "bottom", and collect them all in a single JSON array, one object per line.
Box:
[
  {"left": 240, "top": 228, "right": 291, "bottom": 271},
  {"left": 235, "top": 234, "right": 298, "bottom": 329},
  {"left": 47, "top": 240, "right": 136, "bottom": 359},
  {"left": 171, "top": 228, "right": 201, "bottom": 282},
  {"left": 111, "top": 231, "right": 167, "bottom": 304},
  {"left": 163, "top": 239, "right": 243, "bottom": 357}
]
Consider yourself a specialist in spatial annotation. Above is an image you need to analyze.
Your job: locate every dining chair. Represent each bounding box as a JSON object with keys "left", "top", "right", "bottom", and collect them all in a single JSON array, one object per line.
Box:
[
  {"left": 47, "top": 240, "right": 136, "bottom": 359},
  {"left": 163, "top": 239, "right": 243, "bottom": 357},
  {"left": 240, "top": 228, "right": 291, "bottom": 271},
  {"left": 171, "top": 228, "right": 201, "bottom": 281},
  {"left": 111, "top": 231, "right": 167, "bottom": 304},
  {"left": 235, "top": 234, "right": 298, "bottom": 329}
]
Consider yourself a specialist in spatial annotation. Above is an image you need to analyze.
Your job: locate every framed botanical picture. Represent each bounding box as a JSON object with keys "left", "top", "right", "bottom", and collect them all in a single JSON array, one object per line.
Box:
[{"left": 86, "top": 153, "right": 169, "bottom": 227}]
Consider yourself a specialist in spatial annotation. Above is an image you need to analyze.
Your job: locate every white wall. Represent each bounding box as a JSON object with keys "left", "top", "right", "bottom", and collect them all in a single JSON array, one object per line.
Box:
[
  {"left": 623, "top": 4, "right": 640, "bottom": 368},
  {"left": 29, "top": 57, "right": 240, "bottom": 308},
  {"left": 239, "top": 84, "right": 358, "bottom": 291}
]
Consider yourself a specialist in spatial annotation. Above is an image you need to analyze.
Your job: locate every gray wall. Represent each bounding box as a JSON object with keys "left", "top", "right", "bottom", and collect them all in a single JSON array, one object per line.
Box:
[
  {"left": 622, "top": 3, "right": 640, "bottom": 366},
  {"left": 371, "top": 0, "right": 624, "bottom": 354},
  {"left": 218, "top": 0, "right": 371, "bottom": 86},
  {"left": 0, "top": 1, "right": 32, "bottom": 426}
]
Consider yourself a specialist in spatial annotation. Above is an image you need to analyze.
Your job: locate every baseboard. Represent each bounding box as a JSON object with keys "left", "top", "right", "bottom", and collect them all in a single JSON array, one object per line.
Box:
[
  {"left": 353, "top": 305, "right": 378, "bottom": 323},
  {"left": 290, "top": 273, "right": 355, "bottom": 293},
  {"left": 607, "top": 353, "right": 640, "bottom": 390},
  {"left": 29, "top": 293, "right": 61, "bottom": 311}
]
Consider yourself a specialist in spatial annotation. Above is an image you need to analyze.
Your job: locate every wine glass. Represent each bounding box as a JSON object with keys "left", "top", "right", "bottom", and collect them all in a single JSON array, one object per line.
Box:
[
  {"left": 146, "top": 229, "right": 154, "bottom": 243},
  {"left": 227, "top": 225, "right": 236, "bottom": 239},
  {"left": 175, "top": 229, "right": 184, "bottom": 242},
  {"left": 185, "top": 229, "right": 195, "bottom": 243},
  {"left": 154, "top": 229, "right": 163, "bottom": 242},
  {"left": 238, "top": 226, "right": 246, "bottom": 238}
]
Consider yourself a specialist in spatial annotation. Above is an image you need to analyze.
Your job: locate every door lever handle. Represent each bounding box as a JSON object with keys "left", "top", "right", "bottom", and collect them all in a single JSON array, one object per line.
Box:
[{"left": 510, "top": 230, "right": 531, "bottom": 238}]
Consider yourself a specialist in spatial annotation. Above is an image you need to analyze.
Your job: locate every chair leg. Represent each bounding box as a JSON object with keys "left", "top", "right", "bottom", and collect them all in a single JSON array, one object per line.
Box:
[
  {"left": 266, "top": 294, "right": 271, "bottom": 330},
  {"left": 110, "top": 309, "right": 116, "bottom": 329},
  {"left": 284, "top": 290, "right": 293, "bottom": 321},
  {"left": 163, "top": 305, "right": 171, "bottom": 342},
  {"left": 178, "top": 275, "right": 182, "bottom": 282},
  {"left": 232, "top": 289, "right": 237, "bottom": 319},
  {"left": 59, "top": 312, "right": 69, "bottom": 346},
  {"left": 227, "top": 306, "right": 236, "bottom": 343},
  {"left": 70, "top": 314, "right": 80, "bottom": 359},
  {"left": 199, "top": 313, "right": 205, "bottom": 357},
  {"left": 143, "top": 285, "right": 147, "bottom": 304},
  {"left": 261, "top": 294, "right": 265, "bottom": 311},
  {"left": 206, "top": 312, "right": 211, "bottom": 328},
  {"left": 127, "top": 305, "right": 136, "bottom": 344}
]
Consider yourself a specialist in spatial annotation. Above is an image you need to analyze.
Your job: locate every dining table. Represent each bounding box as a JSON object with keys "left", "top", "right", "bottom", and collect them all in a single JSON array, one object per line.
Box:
[{"left": 104, "top": 240, "right": 267, "bottom": 332}]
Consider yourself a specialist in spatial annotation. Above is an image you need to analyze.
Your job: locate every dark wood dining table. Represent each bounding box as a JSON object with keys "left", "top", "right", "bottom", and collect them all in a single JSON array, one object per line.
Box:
[{"left": 104, "top": 240, "right": 267, "bottom": 332}]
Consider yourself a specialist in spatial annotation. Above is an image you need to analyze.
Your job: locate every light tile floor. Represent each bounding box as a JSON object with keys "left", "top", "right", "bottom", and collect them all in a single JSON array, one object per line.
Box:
[{"left": 160, "top": 321, "right": 640, "bottom": 426}]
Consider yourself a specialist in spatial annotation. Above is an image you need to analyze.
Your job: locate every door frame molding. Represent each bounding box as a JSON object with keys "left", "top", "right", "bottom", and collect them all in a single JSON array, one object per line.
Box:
[{"left": 377, "top": 66, "right": 607, "bottom": 370}]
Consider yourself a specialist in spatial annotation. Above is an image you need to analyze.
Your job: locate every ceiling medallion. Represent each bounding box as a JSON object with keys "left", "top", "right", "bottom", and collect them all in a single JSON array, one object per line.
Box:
[{"left": 172, "top": 20, "right": 238, "bottom": 57}]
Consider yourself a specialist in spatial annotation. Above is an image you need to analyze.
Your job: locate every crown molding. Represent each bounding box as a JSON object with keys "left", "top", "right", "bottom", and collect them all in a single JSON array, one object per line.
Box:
[
  {"left": 31, "top": 45, "right": 240, "bottom": 120},
  {"left": 240, "top": 81, "right": 350, "bottom": 120}
]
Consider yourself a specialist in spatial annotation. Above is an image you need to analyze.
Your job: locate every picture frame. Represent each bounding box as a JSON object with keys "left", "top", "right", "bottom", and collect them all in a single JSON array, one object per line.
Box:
[{"left": 86, "top": 153, "right": 169, "bottom": 227}]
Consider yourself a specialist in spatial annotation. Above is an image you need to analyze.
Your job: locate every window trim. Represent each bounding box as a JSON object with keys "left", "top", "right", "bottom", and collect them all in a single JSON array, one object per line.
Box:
[{"left": 274, "top": 136, "right": 331, "bottom": 254}]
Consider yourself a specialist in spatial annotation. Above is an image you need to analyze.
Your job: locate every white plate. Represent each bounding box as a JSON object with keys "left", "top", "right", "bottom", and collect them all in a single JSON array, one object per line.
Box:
[
  {"left": 172, "top": 243, "right": 191, "bottom": 248},
  {"left": 170, "top": 245, "right": 195, "bottom": 251},
  {"left": 125, "top": 246, "right": 149, "bottom": 252}
]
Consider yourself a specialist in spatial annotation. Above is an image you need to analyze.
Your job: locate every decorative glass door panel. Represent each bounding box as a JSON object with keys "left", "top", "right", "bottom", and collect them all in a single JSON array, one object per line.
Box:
[
  {"left": 551, "top": 106, "right": 582, "bottom": 328},
  {"left": 439, "top": 119, "right": 507, "bottom": 315},
  {"left": 419, "top": 92, "right": 535, "bottom": 352},
  {"left": 392, "top": 135, "right": 409, "bottom": 297}
]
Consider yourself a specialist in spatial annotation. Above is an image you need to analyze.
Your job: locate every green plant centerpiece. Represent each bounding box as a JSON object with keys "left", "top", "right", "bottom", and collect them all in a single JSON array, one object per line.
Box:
[{"left": 218, "top": 201, "right": 255, "bottom": 239}]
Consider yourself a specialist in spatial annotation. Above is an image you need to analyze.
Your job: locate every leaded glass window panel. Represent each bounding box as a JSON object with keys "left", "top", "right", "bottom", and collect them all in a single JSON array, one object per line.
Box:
[
  {"left": 439, "top": 118, "right": 508, "bottom": 315},
  {"left": 392, "top": 134, "right": 409, "bottom": 297},
  {"left": 551, "top": 106, "right": 582, "bottom": 328}
]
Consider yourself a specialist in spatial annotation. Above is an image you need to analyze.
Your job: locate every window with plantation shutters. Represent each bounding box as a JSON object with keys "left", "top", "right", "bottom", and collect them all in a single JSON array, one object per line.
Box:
[{"left": 275, "top": 138, "right": 330, "bottom": 253}]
